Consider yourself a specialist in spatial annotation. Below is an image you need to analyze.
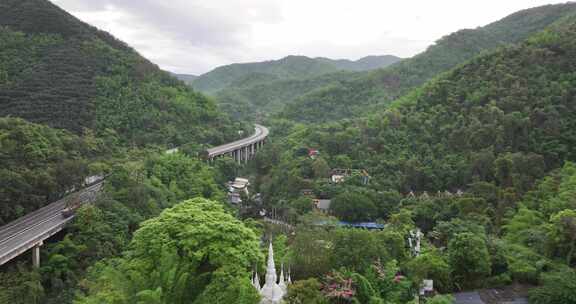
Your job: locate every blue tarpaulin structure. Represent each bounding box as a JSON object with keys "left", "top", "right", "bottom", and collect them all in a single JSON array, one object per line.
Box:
[
  {"left": 339, "top": 221, "right": 385, "bottom": 229},
  {"left": 314, "top": 220, "right": 385, "bottom": 230}
]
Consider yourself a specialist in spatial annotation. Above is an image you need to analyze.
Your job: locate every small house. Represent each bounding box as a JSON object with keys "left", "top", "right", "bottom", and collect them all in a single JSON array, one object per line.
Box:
[
  {"left": 227, "top": 177, "right": 250, "bottom": 204},
  {"left": 313, "top": 199, "right": 332, "bottom": 213},
  {"left": 308, "top": 149, "right": 319, "bottom": 159}
]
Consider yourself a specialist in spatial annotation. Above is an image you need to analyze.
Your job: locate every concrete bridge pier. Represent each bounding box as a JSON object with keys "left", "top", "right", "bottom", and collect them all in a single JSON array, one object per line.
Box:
[
  {"left": 32, "top": 242, "right": 42, "bottom": 268},
  {"left": 244, "top": 146, "right": 249, "bottom": 164},
  {"left": 205, "top": 124, "right": 269, "bottom": 164}
]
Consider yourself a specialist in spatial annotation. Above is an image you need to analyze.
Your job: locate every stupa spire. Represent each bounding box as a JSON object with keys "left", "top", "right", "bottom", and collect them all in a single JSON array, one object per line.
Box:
[
  {"left": 258, "top": 241, "right": 286, "bottom": 303},
  {"left": 279, "top": 263, "right": 287, "bottom": 293},
  {"left": 253, "top": 269, "right": 261, "bottom": 291},
  {"left": 265, "top": 242, "right": 277, "bottom": 285}
]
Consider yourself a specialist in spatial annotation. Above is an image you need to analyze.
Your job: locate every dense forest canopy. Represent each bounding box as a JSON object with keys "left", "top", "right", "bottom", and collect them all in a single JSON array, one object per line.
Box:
[
  {"left": 0, "top": 117, "right": 97, "bottom": 224},
  {"left": 2, "top": 1, "right": 576, "bottom": 304},
  {"left": 189, "top": 55, "right": 402, "bottom": 121},
  {"left": 240, "top": 12, "right": 576, "bottom": 303},
  {"left": 259, "top": 13, "right": 576, "bottom": 208},
  {"left": 77, "top": 197, "right": 262, "bottom": 304},
  {"left": 191, "top": 55, "right": 402, "bottom": 94},
  {"left": 0, "top": 0, "right": 242, "bottom": 147}
]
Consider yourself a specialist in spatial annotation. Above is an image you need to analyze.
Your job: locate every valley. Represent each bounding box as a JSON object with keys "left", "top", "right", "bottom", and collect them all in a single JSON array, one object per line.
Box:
[{"left": 1, "top": 1, "right": 576, "bottom": 304}]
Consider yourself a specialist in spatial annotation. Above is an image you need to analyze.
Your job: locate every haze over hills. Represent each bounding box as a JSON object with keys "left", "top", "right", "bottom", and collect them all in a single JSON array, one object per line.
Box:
[
  {"left": 189, "top": 54, "right": 401, "bottom": 120},
  {"left": 172, "top": 73, "right": 198, "bottom": 85},
  {"left": 316, "top": 55, "right": 403, "bottom": 72},
  {"left": 278, "top": 2, "right": 576, "bottom": 123}
]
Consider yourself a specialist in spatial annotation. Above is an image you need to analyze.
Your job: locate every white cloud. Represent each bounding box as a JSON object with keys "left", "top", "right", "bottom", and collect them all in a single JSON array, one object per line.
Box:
[{"left": 51, "top": 0, "right": 569, "bottom": 74}]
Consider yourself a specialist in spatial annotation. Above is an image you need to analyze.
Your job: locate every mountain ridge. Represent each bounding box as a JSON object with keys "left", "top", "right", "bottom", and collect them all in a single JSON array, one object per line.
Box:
[
  {"left": 278, "top": 2, "right": 576, "bottom": 123},
  {"left": 0, "top": 0, "right": 238, "bottom": 147},
  {"left": 191, "top": 54, "right": 402, "bottom": 94}
]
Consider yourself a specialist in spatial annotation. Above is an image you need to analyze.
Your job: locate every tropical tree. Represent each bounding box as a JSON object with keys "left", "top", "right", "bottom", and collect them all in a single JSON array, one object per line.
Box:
[
  {"left": 447, "top": 232, "right": 491, "bottom": 289},
  {"left": 285, "top": 278, "right": 328, "bottom": 304},
  {"left": 547, "top": 209, "right": 576, "bottom": 265},
  {"left": 330, "top": 191, "right": 377, "bottom": 222},
  {"left": 77, "top": 198, "right": 262, "bottom": 304}
]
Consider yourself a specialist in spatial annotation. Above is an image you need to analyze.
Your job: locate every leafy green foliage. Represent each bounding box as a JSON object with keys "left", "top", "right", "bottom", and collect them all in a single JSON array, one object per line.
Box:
[
  {"left": 0, "top": 118, "right": 96, "bottom": 224},
  {"left": 405, "top": 249, "right": 451, "bottom": 292},
  {"left": 330, "top": 191, "right": 377, "bottom": 222},
  {"left": 528, "top": 268, "right": 576, "bottom": 304},
  {"left": 0, "top": 0, "right": 239, "bottom": 146},
  {"left": 285, "top": 278, "right": 328, "bottom": 304},
  {"left": 447, "top": 233, "right": 491, "bottom": 289},
  {"left": 0, "top": 266, "right": 45, "bottom": 304},
  {"left": 77, "top": 198, "right": 262, "bottom": 304}
]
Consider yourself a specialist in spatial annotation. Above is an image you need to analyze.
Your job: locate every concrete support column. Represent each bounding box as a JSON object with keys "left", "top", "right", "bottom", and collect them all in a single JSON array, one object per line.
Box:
[
  {"left": 244, "top": 146, "right": 249, "bottom": 164},
  {"left": 32, "top": 242, "right": 42, "bottom": 268}
]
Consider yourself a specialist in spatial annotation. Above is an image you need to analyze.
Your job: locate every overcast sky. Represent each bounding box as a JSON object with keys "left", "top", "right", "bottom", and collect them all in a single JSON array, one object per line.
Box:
[{"left": 51, "top": 0, "right": 568, "bottom": 75}]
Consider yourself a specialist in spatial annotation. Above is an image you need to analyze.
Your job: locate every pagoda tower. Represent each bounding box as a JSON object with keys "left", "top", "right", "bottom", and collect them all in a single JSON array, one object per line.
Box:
[{"left": 257, "top": 242, "right": 288, "bottom": 304}]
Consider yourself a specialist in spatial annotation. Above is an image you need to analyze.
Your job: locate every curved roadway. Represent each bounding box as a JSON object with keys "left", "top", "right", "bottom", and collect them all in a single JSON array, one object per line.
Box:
[
  {"left": 0, "top": 125, "right": 269, "bottom": 266},
  {"left": 0, "top": 182, "right": 103, "bottom": 266},
  {"left": 206, "top": 124, "right": 269, "bottom": 158}
]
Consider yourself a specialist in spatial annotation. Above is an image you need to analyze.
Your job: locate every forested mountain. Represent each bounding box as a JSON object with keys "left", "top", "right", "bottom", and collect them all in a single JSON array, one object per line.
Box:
[
  {"left": 0, "top": 1, "right": 250, "bottom": 301},
  {"left": 214, "top": 71, "right": 359, "bottom": 120},
  {"left": 0, "top": 0, "right": 238, "bottom": 147},
  {"left": 191, "top": 55, "right": 341, "bottom": 93},
  {"left": 191, "top": 54, "right": 401, "bottom": 94},
  {"left": 246, "top": 13, "right": 576, "bottom": 302},
  {"left": 196, "top": 55, "right": 402, "bottom": 121},
  {"left": 0, "top": 0, "right": 248, "bottom": 224},
  {"left": 273, "top": 14, "right": 576, "bottom": 194},
  {"left": 172, "top": 73, "right": 198, "bottom": 85},
  {"left": 0, "top": 118, "right": 98, "bottom": 224},
  {"left": 316, "top": 55, "right": 402, "bottom": 71},
  {"left": 4, "top": 0, "right": 576, "bottom": 303},
  {"left": 279, "top": 2, "right": 576, "bottom": 123}
]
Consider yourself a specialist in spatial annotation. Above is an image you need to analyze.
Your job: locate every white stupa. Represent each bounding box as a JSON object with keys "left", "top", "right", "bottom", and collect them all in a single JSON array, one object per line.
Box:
[
  {"left": 254, "top": 242, "right": 288, "bottom": 304},
  {"left": 278, "top": 264, "right": 287, "bottom": 294},
  {"left": 252, "top": 269, "right": 261, "bottom": 291}
]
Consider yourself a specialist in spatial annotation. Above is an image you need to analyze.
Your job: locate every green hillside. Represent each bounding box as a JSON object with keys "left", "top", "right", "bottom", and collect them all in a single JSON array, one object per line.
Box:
[
  {"left": 191, "top": 55, "right": 342, "bottom": 93},
  {"left": 279, "top": 2, "right": 576, "bottom": 123},
  {"left": 172, "top": 73, "right": 198, "bottom": 85},
  {"left": 265, "top": 14, "right": 576, "bottom": 197},
  {"left": 0, "top": 0, "right": 238, "bottom": 147},
  {"left": 0, "top": 117, "right": 98, "bottom": 224},
  {"left": 191, "top": 54, "right": 401, "bottom": 94},
  {"left": 316, "top": 55, "right": 403, "bottom": 71},
  {"left": 248, "top": 14, "right": 576, "bottom": 299},
  {"left": 0, "top": 0, "right": 246, "bottom": 224},
  {"left": 214, "top": 71, "right": 359, "bottom": 120},
  {"left": 192, "top": 55, "right": 402, "bottom": 121}
]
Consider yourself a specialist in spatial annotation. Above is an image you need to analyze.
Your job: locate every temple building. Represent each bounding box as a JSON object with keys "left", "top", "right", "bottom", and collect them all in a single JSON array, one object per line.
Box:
[{"left": 253, "top": 242, "right": 290, "bottom": 304}]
